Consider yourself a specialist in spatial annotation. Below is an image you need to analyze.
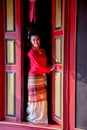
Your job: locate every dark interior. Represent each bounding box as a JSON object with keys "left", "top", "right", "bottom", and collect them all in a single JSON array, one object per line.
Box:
[{"left": 23, "top": 0, "right": 54, "bottom": 123}]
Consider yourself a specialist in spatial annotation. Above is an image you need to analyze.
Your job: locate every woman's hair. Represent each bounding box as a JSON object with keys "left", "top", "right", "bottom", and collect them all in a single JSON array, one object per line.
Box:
[{"left": 28, "top": 28, "right": 40, "bottom": 40}]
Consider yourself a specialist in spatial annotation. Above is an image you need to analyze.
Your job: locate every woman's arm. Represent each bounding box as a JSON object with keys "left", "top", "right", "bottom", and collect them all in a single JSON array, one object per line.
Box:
[{"left": 29, "top": 50, "right": 51, "bottom": 73}]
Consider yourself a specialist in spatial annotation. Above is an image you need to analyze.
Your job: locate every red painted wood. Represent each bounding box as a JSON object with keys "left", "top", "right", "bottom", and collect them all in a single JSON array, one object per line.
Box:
[
  {"left": 0, "top": 0, "right": 76, "bottom": 129},
  {"left": 63, "top": 0, "right": 76, "bottom": 130},
  {"left": 15, "top": 0, "right": 21, "bottom": 122},
  {"left": 55, "top": 64, "right": 62, "bottom": 71},
  {"left": 0, "top": 125, "right": 51, "bottom": 130},
  {"left": 0, "top": 0, "right": 5, "bottom": 121},
  {"left": 5, "top": 117, "right": 16, "bottom": 122},
  {"left": 51, "top": 0, "right": 64, "bottom": 127},
  {"left": 63, "top": 0, "right": 70, "bottom": 129},
  {"left": 6, "top": 66, "right": 20, "bottom": 70},
  {"left": 5, "top": 0, "right": 22, "bottom": 122},
  {"left": 0, "top": 122, "right": 61, "bottom": 130},
  {"left": 69, "top": 0, "right": 76, "bottom": 129},
  {"left": 5, "top": 32, "right": 16, "bottom": 39},
  {"left": 52, "top": 0, "right": 76, "bottom": 129},
  {"left": 54, "top": 30, "right": 63, "bottom": 36},
  {"left": 51, "top": 0, "right": 55, "bottom": 124}
]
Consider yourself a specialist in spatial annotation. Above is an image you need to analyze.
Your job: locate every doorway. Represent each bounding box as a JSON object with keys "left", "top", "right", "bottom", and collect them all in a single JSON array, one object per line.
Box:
[{"left": 23, "top": 0, "right": 53, "bottom": 123}]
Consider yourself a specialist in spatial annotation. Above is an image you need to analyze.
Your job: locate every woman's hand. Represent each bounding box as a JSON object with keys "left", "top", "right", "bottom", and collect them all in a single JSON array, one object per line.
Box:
[{"left": 50, "top": 64, "right": 55, "bottom": 71}]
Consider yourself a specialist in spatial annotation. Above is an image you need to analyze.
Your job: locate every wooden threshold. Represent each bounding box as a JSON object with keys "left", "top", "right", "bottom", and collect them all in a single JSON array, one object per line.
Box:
[{"left": 0, "top": 121, "right": 61, "bottom": 130}]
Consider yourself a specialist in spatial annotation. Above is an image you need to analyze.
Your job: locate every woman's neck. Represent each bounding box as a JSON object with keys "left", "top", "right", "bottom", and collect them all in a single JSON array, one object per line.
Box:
[{"left": 33, "top": 47, "right": 40, "bottom": 50}]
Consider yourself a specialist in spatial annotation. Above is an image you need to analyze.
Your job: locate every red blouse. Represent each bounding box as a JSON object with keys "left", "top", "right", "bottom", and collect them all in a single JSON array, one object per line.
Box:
[{"left": 28, "top": 48, "right": 51, "bottom": 76}]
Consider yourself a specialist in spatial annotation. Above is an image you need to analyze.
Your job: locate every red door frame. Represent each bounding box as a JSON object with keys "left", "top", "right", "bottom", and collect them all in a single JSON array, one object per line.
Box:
[
  {"left": 69, "top": 0, "right": 76, "bottom": 129},
  {"left": 0, "top": 0, "right": 76, "bottom": 129},
  {"left": 64, "top": 0, "right": 76, "bottom": 130},
  {"left": 0, "top": 0, "right": 5, "bottom": 121}
]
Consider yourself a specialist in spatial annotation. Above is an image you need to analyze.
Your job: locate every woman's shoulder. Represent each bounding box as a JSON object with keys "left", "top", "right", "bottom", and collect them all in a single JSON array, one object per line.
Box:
[
  {"left": 28, "top": 48, "right": 39, "bottom": 57},
  {"left": 28, "top": 48, "right": 34, "bottom": 56}
]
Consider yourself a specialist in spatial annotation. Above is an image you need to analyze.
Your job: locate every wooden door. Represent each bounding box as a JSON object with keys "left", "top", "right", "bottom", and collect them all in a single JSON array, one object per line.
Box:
[
  {"left": 4, "top": 0, "right": 22, "bottom": 122},
  {"left": 51, "top": 0, "right": 64, "bottom": 128}
]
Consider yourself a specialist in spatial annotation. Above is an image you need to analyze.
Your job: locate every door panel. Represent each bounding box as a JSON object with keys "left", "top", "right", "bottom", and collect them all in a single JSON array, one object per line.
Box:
[
  {"left": 6, "top": 71, "right": 16, "bottom": 116},
  {"left": 52, "top": 0, "right": 64, "bottom": 127},
  {"left": 6, "top": 39, "right": 16, "bottom": 64},
  {"left": 55, "top": 37, "right": 62, "bottom": 63},
  {"left": 54, "top": 71, "right": 62, "bottom": 120},
  {"left": 5, "top": 0, "right": 15, "bottom": 31},
  {"left": 55, "top": 0, "right": 62, "bottom": 28},
  {"left": 5, "top": 0, "right": 21, "bottom": 121}
]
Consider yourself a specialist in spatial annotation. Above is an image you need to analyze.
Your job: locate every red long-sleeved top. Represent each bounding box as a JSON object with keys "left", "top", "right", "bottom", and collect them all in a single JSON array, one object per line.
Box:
[{"left": 28, "top": 48, "right": 51, "bottom": 76}]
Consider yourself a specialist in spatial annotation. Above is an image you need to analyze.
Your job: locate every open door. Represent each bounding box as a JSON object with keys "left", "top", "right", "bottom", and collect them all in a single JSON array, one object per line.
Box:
[
  {"left": 0, "top": 0, "right": 77, "bottom": 129},
  {"left": 51, "top": 0, "right": 64, "bottom": 128},
  {"left": 5, "top": 0, "right": 22, "bottom": 122}
]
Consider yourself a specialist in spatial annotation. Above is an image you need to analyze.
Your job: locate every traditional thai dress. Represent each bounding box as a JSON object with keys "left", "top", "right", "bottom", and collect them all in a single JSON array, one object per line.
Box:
[{"left": 26, "top": 47, "right": 51, "bottom": 123}]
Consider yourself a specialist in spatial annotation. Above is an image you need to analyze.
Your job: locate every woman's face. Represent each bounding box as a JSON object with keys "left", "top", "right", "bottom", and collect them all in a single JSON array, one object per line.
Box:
[{"left": 30, "top": 35, "right": 40, "bottom": 49}]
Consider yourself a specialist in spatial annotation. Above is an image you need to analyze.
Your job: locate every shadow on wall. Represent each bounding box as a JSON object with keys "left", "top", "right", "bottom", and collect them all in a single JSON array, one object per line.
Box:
[{"left": 75, "top": 0, "right": 87, "bottom": 129}]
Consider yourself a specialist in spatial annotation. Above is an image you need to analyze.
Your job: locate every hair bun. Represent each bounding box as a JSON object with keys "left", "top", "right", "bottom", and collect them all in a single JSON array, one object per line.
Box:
[{"left": 27, "top": 28, "right": 39, "bottom": 39}]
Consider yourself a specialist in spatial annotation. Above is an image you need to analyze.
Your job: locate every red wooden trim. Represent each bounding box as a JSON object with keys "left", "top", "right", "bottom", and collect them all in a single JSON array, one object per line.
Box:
[
  {"left": 15, "top": 0, "right": 21, "bottom": 122},
  {"left": 20, "top": 0, "right": 24, "bottom": 121},
  {"left": 0, "top": 0, "right": 5, "bottom": 121},
  {"left": 63, "top": 0, "right": 70, "bottom": 129},
  {"left": 51, "top": 0, "right": 55, "bottom": 124},
  {"left": 51, "top": 0, "right": 55, "bottom": 122},
  {"left": 69, "top": 0, "right": 76, "bottom": 129},
  {"left": 5, "top": 117, "right": 16, "bottom": 122},
  {"left": 54, "top": 30, "right": 63, "bottom": 36},
  {"left": 0, "top": 121, "right": 61, "bottom": 130},
  {"left": 6, "top": 66, "right": 19, "bottom": 70},
  {"left": 55, "top": 64, "right": 62, "bottom": 71},
  {"left": 5, "top": 32, "right": 16, "bottom": 39},
  {"left": 64, "top": 0, "right": 76, "bottom": 130}
]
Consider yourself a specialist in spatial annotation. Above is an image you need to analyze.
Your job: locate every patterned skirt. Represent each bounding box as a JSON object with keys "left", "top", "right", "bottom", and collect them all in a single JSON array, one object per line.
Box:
[{"left": 26, "top": 74, "right": 48, "bottom": 123}]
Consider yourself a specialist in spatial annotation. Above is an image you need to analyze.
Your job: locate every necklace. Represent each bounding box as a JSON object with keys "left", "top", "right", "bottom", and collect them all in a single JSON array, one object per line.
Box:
[
  {"left": 33, "top": 47, "right": 42, "bottom": 54},
  {"left": 39, "top": 50, "right": 42, "bottom": 54}
]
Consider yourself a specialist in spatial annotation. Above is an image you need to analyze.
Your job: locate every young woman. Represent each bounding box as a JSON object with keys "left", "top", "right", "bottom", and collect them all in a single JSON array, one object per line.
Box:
[{"left": 26, "top": 29, "right": 55, "bottom": 123}]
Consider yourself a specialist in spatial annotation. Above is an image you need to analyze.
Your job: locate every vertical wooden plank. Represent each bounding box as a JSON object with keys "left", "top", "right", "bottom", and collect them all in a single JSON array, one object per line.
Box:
[
  {"left": 63, "top": 0, "right": 70, "bottom": 129},
  {"left": 69, "top": 0, "right": 76, "bottom": 129},
  {"left": 15, "top": 0, "right": 21, "bottom": 122},
  {"left": 64, "top": 0, "right": 76, "bottom": 129},
  {"left": 0, "top": 0, "right": 5, "bottom": 120}
]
